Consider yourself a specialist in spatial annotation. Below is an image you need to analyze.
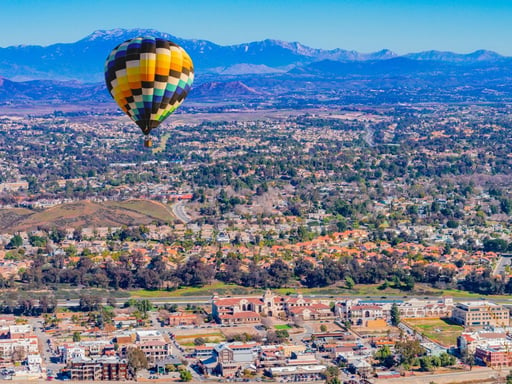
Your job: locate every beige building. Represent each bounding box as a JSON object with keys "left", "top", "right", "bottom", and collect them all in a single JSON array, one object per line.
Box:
[
  {"left": 219, "top": 311, "right": 261, "bottom": 325},
  {"left": 136, "top": 340, "right": 170, "bottom": 364},
  {"left": 336, "top": 297, "right": 453, "bottom": 325},
  {"left": 281, "top": 345, "right": 307, "bottom": 358},
  {"left": 288, "top": 304, "right": 334, "bottom": 321},
  {"left": 345, "top": 305, "right": 384, "bottom": 326},
  {"left": 458, "top": 331, "right": 510, "bottom": 354},
  {"left": 452, "top": 301, "right": 509, "bottom": 327},
  {"left": 398, "top": 297, "right": 453, "bottom": 318},
  {"left": 0, "top": 338, "right": 39, "bottom": 362},
  {"left": 69, "top": 357, "right": 127, "bottom": 381},
  {"left": 134, "top": 330, "right": 171, "bottom": 363}
]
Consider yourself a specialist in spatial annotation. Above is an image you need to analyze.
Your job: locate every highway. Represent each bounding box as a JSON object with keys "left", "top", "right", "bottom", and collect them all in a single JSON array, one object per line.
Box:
[
  {"left": 55, "top": 293, "right": 512, "bottom": 308},
  {"left": 56, "top": 296, "right": 212, "bottom": 308}
]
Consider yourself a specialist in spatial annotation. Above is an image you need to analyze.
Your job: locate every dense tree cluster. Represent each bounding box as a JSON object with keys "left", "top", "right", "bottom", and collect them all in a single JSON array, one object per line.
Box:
[
  {"left": 19, "top": 241, "right": 506, "bottom": 293},
  {"left": 458, "top": 270, "right": 512, "bottom": 295},
  {"left": 0, "top": 292, "right": 56, "bottom": 316}
]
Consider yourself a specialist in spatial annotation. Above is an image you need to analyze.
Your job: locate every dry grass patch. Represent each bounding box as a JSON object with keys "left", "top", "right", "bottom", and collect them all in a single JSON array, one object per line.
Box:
[
  {"left": 107, "top": 199, "right": 175, "bottom": 223},
  {"left": 175, "top": 332, "right": 226, "bottom": 346},
  {"left": 0, "top": 199, "right": 175, "bottom": 232},
  {"left": 221, "top": 325, "right": 260, "bottom": 338},
  {"left": 309, "top": 321, "right": 344, "bottom": 333},
  {"left": 404, "top": 318, "right": 464, "bottom": 346}
]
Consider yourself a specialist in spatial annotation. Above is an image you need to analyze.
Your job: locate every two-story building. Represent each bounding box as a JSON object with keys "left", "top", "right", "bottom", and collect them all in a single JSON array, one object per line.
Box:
[{"left": 212, "top": 290, "right": 331, "bottom": 324}]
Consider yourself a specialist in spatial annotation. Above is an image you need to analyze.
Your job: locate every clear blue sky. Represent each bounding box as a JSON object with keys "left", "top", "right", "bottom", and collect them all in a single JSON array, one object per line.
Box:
[{"left": 2, "top": 0, "right": 511, "bottom": 55}]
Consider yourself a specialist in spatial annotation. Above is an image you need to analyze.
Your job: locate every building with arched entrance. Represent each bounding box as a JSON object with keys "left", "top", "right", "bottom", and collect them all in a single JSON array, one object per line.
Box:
[{"left": 212, "top": 290, "right": 331, "bottom": 324}]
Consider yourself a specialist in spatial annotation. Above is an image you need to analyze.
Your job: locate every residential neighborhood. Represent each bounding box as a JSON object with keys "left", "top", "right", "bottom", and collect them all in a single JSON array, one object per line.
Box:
[{"left": 0, "top": 46, "right": 511, "bottom": 384}]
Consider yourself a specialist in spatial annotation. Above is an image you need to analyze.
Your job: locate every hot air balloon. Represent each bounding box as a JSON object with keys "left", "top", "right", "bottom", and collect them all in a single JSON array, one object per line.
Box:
[{"left": 104, "top": 36, "right": 194, "bottom": 147}]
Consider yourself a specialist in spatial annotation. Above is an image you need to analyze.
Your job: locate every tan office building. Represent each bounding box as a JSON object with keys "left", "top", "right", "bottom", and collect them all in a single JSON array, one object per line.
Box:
[{"left": 452, "top": 301, "right": 509, "bottom": 327}]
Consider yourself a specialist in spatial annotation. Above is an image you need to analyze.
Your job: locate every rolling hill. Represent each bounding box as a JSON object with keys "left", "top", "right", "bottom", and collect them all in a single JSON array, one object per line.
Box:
[{"left": 0, "top": 199, "right": 176, "bottom": 232}]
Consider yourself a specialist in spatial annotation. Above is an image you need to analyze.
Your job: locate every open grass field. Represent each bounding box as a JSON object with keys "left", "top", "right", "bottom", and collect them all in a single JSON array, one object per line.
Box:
[
  {"left": 130, "top": 282, "right": 261, "bottom": 298},
  {"left": 273, "top": 284, "right": 436, "bottom": 297},
  {"left": 131, "top": 282, "right": 512, "bottom": 302},
  {"left": 131, "top": 282, "right": 425, "bottom": 298},
  {"left": 404, "top": 318, "right": 464, "bottom": 346},
  {"left": 276, "top": 284, "right": 511, "bottom": 300},
  {"left": 274, "top": 324, "right": 292, "bottom": 330}
]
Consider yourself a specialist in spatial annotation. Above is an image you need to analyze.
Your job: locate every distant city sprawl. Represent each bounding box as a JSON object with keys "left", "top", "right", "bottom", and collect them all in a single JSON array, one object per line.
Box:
[
  {"left": 0, "top": 105, "right": 511, "bottom": 295},
  {"left": 0, "top": 103, "right": 511, "bottom": 381}
]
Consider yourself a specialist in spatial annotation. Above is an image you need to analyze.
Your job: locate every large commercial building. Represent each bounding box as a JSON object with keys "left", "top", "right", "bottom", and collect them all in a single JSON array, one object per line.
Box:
[
  {"left": 335, "top": 297, "right": 453, "bottom": 325},
  {"left": 452, "top": 301, "right": 509, "bottom": 327},
  {"left": 0, "top": 325, "right": 39, "bottom": 363},
  {"left": 266, "top": 365, "right": 327, "bottom": 381},
  {"left": 458, "top": 331, "right": 510, "bottom": 355},
  {"left": 212, "top": 289, "right": 333, "bottom": 324},
  {"left": 69, "top": 357, "right": 128, "bottom": 381},
  {"left": 134, "top": 330, "right": 171, "bottom": 364},
  {"left": 475, "top": 346, "right": 512, "bottom": 369}
]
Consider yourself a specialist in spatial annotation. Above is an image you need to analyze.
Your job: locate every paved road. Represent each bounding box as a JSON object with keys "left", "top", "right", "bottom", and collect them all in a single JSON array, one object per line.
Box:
[
  {"left": 289, "top": 321, "right": 314, "bottom": 344},
  {"left": 55, "top": 293, "right": 512, "bottom": 309},
  {"left": 383, "top": 366, "right": 500, "bottom": 384},
  {"left": 172, "top": 201, "right": 192, "bottom": 224},
  {"left": 54, "top": 293, "right": 449, "bottom": 308},
  {"left": 56, "top": 296, "right": 213, "bottom": 307},
  {"left": 363, "top": 125, "right": 375, "bottom": 147},
  {"left": 146, "top": 312, "right": 202, "bottom": 382},
  {"left": 27, "top": 317, "right": 64, "bottom": 376},
  {"left": 493, "top": 256, "right": 512, "bottom": 276}
]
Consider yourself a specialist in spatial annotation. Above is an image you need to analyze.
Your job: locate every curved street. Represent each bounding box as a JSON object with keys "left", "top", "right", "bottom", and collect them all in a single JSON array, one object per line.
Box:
[{"left": 172, "top": 201, "right": 192, "bottom": 224}]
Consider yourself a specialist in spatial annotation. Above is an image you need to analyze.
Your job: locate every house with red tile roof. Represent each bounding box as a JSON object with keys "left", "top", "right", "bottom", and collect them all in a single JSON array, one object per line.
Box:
[
  {"left": 212, "top": 290, "right": 332, "bottom": 324},
  {"left": 166, "top": 311, "right": 199, "bottom": 327}
]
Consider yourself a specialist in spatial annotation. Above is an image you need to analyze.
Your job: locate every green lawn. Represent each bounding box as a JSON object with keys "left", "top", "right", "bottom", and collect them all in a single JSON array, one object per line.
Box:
[
  {"left": 130, "top": 282, "right": 261, "bottom": 298},
  {"left": 130, "top": 282, "right": 512, "bottom": 301},
  {"left": 277, "top": 283, "right": 456, "bottom": 298},
  {"left": 404, "top": 318, "right": 464, "bottom": 346},
  {"left": 274, "top": 324, "right": 292, "bottom": 330}
]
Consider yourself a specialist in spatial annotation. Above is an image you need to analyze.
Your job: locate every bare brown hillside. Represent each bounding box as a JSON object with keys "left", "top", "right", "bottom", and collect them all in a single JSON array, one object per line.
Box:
[{"left": 0, "top": 199, "right": 176, "bottom": 232}]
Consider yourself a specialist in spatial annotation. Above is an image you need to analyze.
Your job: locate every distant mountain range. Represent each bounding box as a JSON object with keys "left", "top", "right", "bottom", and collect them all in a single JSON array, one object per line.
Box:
[
  {"left": 0, "top": 28, "right": 510, "bottom": 82},
  {"left": 0, "top": 77, "right": 108, "bottom": 103},
  {"left": 1, "top": 28, "right": 512, "bottom": 106}
]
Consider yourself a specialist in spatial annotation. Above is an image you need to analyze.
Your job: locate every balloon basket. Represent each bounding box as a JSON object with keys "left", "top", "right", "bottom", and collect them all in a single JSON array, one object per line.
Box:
[{"left": 144, "top": 138, "right": 153, "bottom": 148}]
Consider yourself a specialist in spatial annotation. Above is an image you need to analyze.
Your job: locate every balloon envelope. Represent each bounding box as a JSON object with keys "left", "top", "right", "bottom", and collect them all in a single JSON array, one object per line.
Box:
[{"left": 104, "top": 37, "right": 194, "bottom": 136}]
